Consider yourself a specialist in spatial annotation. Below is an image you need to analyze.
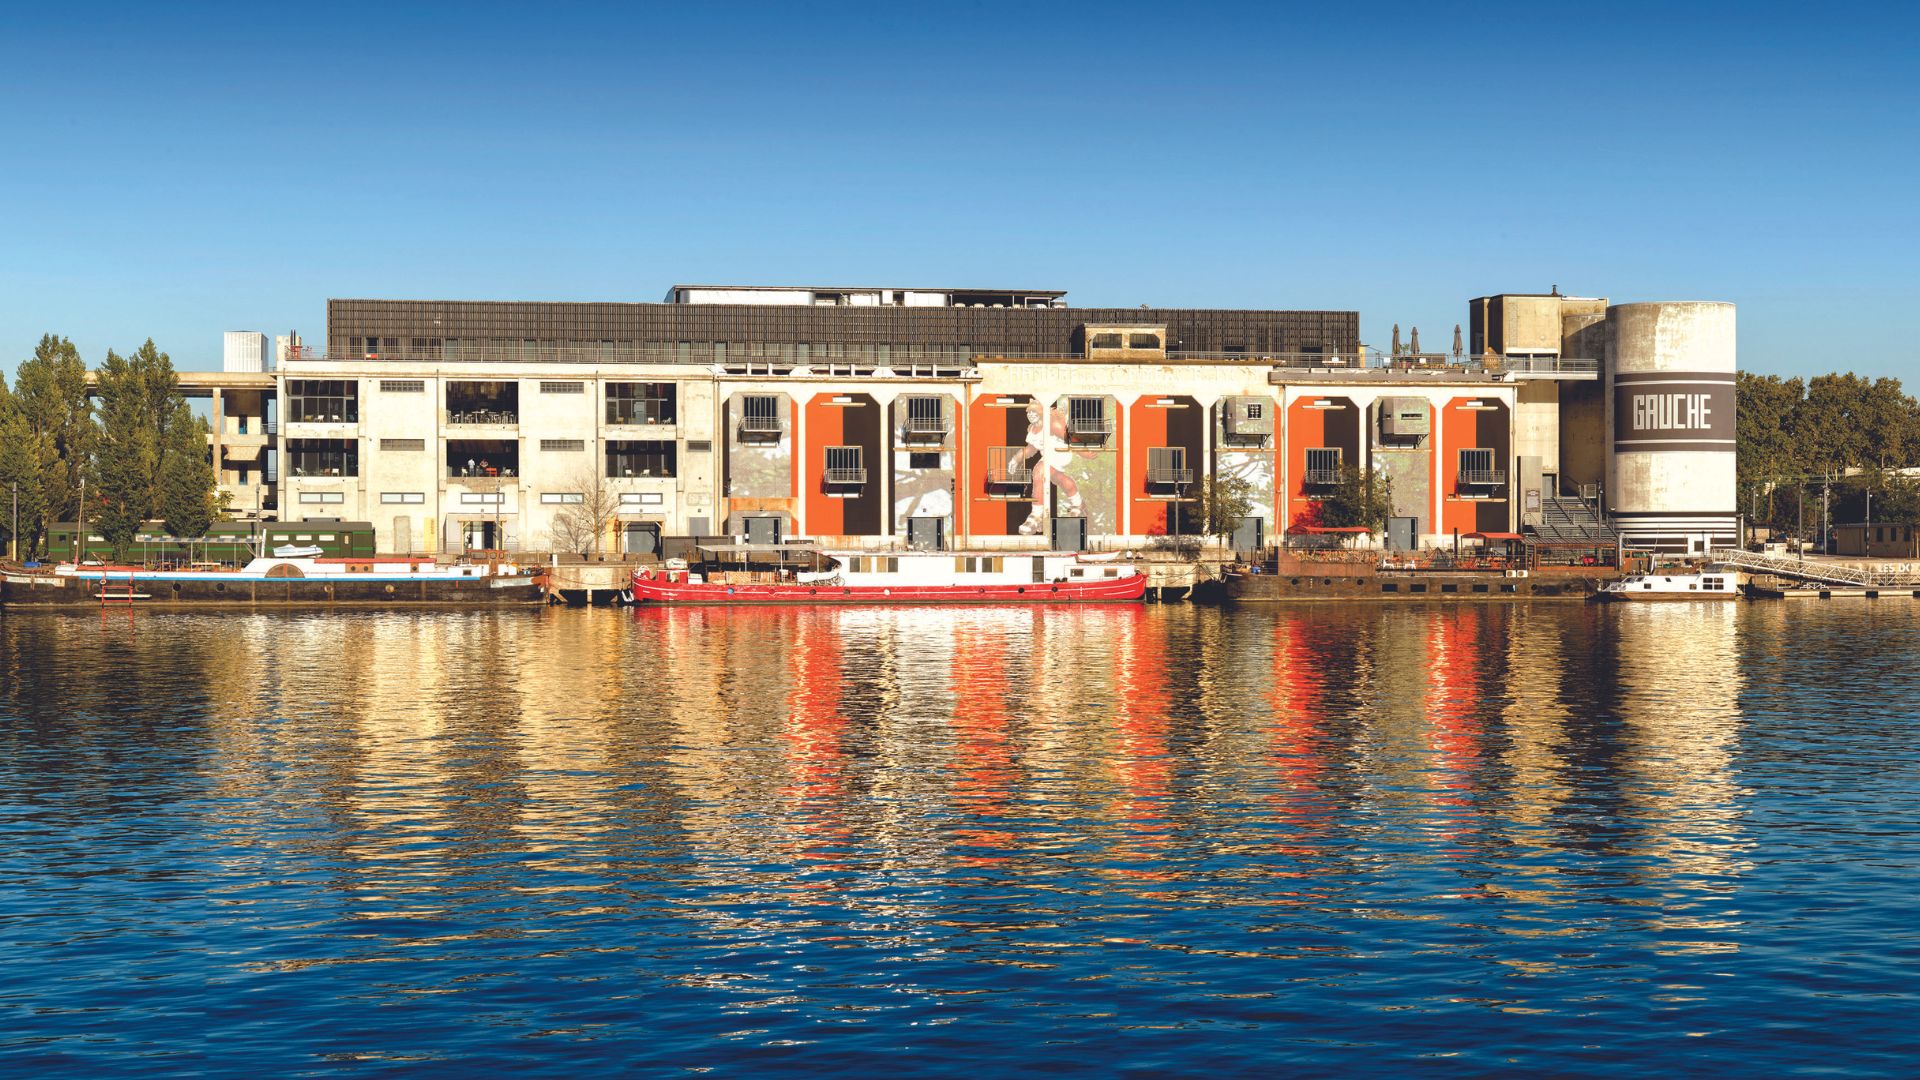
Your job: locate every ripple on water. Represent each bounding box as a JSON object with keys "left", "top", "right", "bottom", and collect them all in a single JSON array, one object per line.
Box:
[{"left": 1, "top": 603, "right": 1918, "bottom": 1076}]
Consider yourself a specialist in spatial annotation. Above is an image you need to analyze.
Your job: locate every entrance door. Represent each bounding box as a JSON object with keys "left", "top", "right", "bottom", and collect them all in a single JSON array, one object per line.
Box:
[
  {"left": 1050, "top": 516, "right": 1086, "bottom": 551},
  {"left": 1387, "top": 516, "right": 1417, "bottom": 551},
  {"left": 625, "top": 522, "right": 660, "bottom": 556},
  {"left": 464, "top": 521, "right": 499, "bottom": 551},
  {"left": 393, "top": 516, "right": 412, "bottom": 555},
  {"left": 746, "top": 516, "right": 781, "bottom": 545},
  {"left": 1231, "top": 515, "right": 1263, "bottom": 554},
  {"left": 908, "top": 516, "right": 945, "bottom": 550}
]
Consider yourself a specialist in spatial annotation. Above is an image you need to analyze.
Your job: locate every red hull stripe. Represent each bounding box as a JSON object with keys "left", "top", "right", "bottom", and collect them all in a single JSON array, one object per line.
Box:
[{"left": 629, "top": 574, "right": 1147, "bottom": 604}]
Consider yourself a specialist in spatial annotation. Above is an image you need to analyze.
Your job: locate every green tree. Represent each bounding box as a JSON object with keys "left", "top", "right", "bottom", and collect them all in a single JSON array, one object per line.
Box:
[
  {"left": 11, "top": 334, "right": 94, "bottom": 556},
  {"left": 91, "top": 340, "right": 199, "bottom": 559},
  {"left": 0, "top": 382, "right": 41, "bottom": 559},
  {"left": 1318, "top": 464, "right": 1393, "bottom": 533},
  {"left": 1736, "top": 372, "right": 1805, "bottom": 529},
  {"left": 1198, "top": 472, "right": 1256, "bottom": 545},
  {"left": 158, "top": 414, "right": 217, "bottom": 543}
]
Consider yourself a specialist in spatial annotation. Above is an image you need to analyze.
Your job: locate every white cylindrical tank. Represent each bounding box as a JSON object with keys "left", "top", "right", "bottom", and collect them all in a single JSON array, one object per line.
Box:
[{"left": 1606, "top": 302, "right": 1737, "bottom": 554}]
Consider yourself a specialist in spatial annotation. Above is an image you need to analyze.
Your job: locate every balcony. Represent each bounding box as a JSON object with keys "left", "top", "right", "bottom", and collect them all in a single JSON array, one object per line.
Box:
[
  {"left": 903, "top": 414, "right": 949, "bottom": 441},
  {"left": 1303, "top": 468, "right": 1343, "bottom": 487},
  {"left": 1066, "top": 414, "right": 1115, "bottom": 440},
  {"left": 1458, "top": 469, "right": 1508, "bottom": 487},
  {"left": 740, "top": 414, "right": 784, "bottom": 437},
  {"left": 986, "top": 447, "right": 1033, "bottom": 487},
  {"left": 825, "top": 467, "right": 868, "bottom": 485},
  {"left": 1147, "top": 465, "right": 1194, "bottom": 486}
]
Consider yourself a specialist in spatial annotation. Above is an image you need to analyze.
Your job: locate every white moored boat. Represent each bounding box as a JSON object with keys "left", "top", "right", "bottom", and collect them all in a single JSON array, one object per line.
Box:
[{"left": 1598, "top": 568, "right": 1741, "bottom": 601}]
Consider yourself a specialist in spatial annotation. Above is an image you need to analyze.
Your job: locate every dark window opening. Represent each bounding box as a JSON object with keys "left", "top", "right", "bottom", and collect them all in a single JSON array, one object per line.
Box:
[
  {"left": 608, "top": 382, "right": 676, "bottom": 425},
  {"left": 607, "top": 440, "right": 675, "bottom": 478}
]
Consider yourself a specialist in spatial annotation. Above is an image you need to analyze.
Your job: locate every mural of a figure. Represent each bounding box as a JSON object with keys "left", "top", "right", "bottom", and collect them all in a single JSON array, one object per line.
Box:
[{"left": 1010, "top": 403, "right": 1080, "bottom": 535}]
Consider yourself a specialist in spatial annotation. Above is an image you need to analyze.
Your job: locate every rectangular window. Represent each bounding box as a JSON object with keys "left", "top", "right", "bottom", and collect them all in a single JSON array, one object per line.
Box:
[
  {"left": 1305, "top": 447, "right": 1342, "bottom": 484},
  {"left": 606, "top": 440, "right": 676, "bottom": 478},
  {"left": 380, "top": 492, "right": 426, "bottom": 504},
  {"left": 287, "top": 439, "right": 358, "bottom": 477},
  {"left": 379, "top": 438, "right": 425, "bottom": 451},
  {"left": 540, "top": 439, "right": 586, "bottom": 452},
  {"left": 460, "top": 492, "right": 505, "bottom": 505},
  {"left": 825, "top": 445, "right": 865, "bottom": 484},
  {"left": 540, "top": 381, "right": 584, "bottom": 394},
  {"left": 606, "top": 382, "right": 676, "bottom": 425},
  {"left": 686, "top": 439, "right": 712, "bottom": 453},
  {"left": 1458, "top": 448, "right": 1501, "bottom": 486},
  {"left": 1148, "top": 446, "right": 1191, "bottom": 485},
  {"left": 541, "top": 493, "right": 584, "bottom": 505},
  {"left": 1066, "top": 396, "right": 1112, "bottom": 436},
  {"left": 380, "top": 380, "right": 425, "bottom": 393},
  {"left": 287, "top": 380, "right": 358, "bottom": 423},
  {"left": 904, "top": 395, "right": 946, "bottom": 435},
  {"left": 1128, "top": 333, "right": 1161, "bottom": 350},
  {"left": 1088, "top": 332, "right": 1122, "bottom": 350},
  {"left": 297, "top": 492, "right": 345, "bottom": 504},
  {"left": 1245, "top": 402, "right": 1263, "bottom": 419},
  {"left": 848, "top": 556, "right": 866, "bottom": 573},
  {"left": 909, "top": 452, "right": 941, "bottom": 469},
  {"left": 741, "top": 394, "right": 782, "bottom": 433}
]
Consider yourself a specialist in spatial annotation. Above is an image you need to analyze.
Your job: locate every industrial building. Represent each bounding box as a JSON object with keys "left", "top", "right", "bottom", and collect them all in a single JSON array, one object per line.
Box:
[{"left": 197, "top": 286, "right": 1736, "bottom": 557}]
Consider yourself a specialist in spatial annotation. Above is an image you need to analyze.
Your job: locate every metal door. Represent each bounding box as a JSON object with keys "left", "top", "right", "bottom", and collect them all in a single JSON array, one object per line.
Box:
[
  {"left": 1050, "top": 516, "right": 1086, "bottom": 551},
  {"left": 907, "top": 516, "right": 944, "bottom": 550},
  {"left": 746, "top": 516, "right": 781, "bottom": 545},
  {"left": 392, "top": 516, "right": 412, "bottom": 555},
  {"left": 1387, "top": 516, "right": 1417, "bottom": 551},
  {"left": 687, "top": 517, "right": 710, "bottom": 539},
  {"left": 1231, "top": 515, "right": 1263, "bottom": 554},
  {"left": 625, "top": 523, "right": 660, "bottom": 556}
]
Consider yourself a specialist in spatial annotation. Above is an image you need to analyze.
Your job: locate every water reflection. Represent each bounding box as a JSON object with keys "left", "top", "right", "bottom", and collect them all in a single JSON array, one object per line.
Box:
[{"left": 3, "top": 602, "right": 1913, "bottom": 1075}]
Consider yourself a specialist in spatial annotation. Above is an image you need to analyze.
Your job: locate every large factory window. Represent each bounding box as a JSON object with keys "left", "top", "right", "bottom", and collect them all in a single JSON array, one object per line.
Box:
[
  {"left": 287, "top": 380, "right": 358, "bottom": 424},
  {"left": 287, "top": 439, "right": 358, "bottom": 477},
  {"left": 607, "top": 440, "right": 676, "bottom": 478},
  {"left": 608, "top": 383, "right": 676, "bottom": 425}
]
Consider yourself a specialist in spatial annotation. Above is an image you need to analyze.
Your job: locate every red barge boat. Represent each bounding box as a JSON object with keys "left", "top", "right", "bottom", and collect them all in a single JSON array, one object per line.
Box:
[{"left": 629, "top": 545, "right": 1146, "bottom": 605}]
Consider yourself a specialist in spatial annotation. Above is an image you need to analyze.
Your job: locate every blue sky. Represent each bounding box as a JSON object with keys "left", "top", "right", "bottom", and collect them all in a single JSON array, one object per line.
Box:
[{"left": 2, "top": 2, "right": 1915, "bottom": 381}]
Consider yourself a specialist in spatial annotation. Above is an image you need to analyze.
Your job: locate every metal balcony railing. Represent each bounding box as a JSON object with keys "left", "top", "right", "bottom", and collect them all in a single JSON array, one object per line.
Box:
[
  {"left": 1458, "top": 469, "right": 1507, "bottom": 487},
  {"left": 904, "top": 415, "right": 949, "bottom": 435},
  {"left": 740, "top": 414, "right": 784, "bottom": 434},
  {"left": 986, "top": 447, "right": 1033, "bottom": 486},
  {"left": 825, "top": 467, "right": 867, "bottom": 485},
  {"left": 447, "top": 410, "right": 518, "bottom": 425},
  {"left": 1147, "top": 466, "right": 1194, "bottom": 485},
  {"left": 607, "top": 406, "right": 675, "bottom": 426},
  {"left": 1067, "top": 415, "right": 1115, "bottom": 437},
  {"left": 1303, "top": 467, "right": 1343, "bottom": 486}
]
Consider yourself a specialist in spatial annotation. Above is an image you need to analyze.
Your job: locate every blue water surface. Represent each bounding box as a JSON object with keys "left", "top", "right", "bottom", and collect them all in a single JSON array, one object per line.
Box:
[{"left": 1, "top": 602, "right": 1916, "bottom": 1076}]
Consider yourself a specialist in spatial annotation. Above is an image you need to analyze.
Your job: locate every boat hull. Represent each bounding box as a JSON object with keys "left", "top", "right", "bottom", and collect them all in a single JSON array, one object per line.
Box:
[
  {"left": 1, "top": 571, "right": 546, "bottom": 608},
  {"left": 628, "top": 572, "right": 1146, "bottom": 605}
]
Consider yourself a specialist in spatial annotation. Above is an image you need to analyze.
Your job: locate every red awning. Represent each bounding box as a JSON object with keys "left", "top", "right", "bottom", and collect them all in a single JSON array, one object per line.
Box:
[
  {"left": 1286, "top": 525, "right": 1373, "bottom": 535},
  {"left": 1463, "top": 531, "right": 1527, "bottom": 541}
]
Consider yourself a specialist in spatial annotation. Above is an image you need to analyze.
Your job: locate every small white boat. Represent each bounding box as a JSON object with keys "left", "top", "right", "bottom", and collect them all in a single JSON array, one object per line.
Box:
[{"left": 1599, "top": 568, "right": 1741, "bottom": 601}]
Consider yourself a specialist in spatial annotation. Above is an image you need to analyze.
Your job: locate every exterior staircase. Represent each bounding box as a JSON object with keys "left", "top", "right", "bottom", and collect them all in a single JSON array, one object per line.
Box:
[{"left": 1528, "top": 496, "right": 1617, "bottom": 546}]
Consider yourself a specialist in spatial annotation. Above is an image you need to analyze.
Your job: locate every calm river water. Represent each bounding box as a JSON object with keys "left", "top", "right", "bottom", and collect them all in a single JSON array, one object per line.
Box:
[{"left": 2, "top": 602, "right": 1917, "bottom": 1076}]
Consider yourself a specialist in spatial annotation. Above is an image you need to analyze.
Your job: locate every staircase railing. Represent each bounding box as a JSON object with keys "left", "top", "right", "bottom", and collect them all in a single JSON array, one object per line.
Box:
[{"left": 1713, "top": 548, "right": 1920, "bottom": 587}]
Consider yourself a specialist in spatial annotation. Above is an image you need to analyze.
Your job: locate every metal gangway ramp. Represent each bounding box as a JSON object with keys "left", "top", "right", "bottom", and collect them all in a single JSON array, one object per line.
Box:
[{"left": 1713, "top": 549, "right": 1920, "bottom": 588}]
